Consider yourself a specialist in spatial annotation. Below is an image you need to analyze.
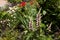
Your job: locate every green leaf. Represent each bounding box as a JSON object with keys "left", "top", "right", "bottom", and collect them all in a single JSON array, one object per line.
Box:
[{"left": 1, "top": 12, "right": 7, "bottom": 17}]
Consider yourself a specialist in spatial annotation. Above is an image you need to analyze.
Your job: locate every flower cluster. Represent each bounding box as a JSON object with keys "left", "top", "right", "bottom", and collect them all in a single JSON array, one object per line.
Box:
[
  {"left": 19, "top": 1, "right": 34, "bottom": 7},
  {"left": 19, "top": 1, "right": 26, "bottom": 7}
]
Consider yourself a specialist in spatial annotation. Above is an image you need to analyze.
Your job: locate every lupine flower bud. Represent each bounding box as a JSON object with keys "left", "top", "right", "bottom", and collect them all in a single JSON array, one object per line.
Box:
[
  {"left": 29, "top": 19, "right": 33, "bottom": 31},
  {"left": 36, "top": 13, "right": 41, "bottom": 27},
  {"left": 36, "top": 8, "right": 41, "bottom": 27}
]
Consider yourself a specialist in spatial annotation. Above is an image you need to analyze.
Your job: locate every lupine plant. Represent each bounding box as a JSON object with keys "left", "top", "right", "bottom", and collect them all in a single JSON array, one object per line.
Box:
[{"left": 0, "top": 0, "right": 60, "bottom": 40}]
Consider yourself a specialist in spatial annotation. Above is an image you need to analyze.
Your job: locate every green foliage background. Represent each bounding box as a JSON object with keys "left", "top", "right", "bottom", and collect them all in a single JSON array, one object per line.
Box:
[{"left": 0, "top": 0, "right": 60, "bottom": 40}]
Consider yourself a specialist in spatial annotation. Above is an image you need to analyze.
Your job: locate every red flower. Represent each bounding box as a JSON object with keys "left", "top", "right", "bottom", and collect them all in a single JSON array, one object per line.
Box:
[
  {"left": 20, "top": 1, "right": 26, "bottom": 7},
  {"left": 30, "top": 1, "right": 33, "bottom": 5}
]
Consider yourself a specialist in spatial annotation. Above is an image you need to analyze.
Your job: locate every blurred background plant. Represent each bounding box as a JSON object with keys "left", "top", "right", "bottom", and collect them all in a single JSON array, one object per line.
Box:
[{"left": 0, "top": 0, "right": 60, "bottom": 40}]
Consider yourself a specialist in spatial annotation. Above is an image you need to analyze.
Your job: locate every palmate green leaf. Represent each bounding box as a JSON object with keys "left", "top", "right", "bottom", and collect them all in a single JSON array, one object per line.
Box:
[
  {"left": 1, "top": 11, "right": 7, "bottom": 17},
  {"left": 40, "top": 35, "right": 53, "bottom": 40},
  {"left": 40, "top": 23, "right": 46, "bottom": 28},
  {"left": 40, "top": 34, "right": 47, "bottom": 40},
  {"left": 28, "top": 8, "right": 37, "bottom": 16},
  {"left": 26, "top": 32, "right": 34, "bottom": 40},
  {"left": 46, "top": 36, "right": 53, "bottom": 40},
  {"left": 42, "top": 10, "right": 47, "bottom": 15}
]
